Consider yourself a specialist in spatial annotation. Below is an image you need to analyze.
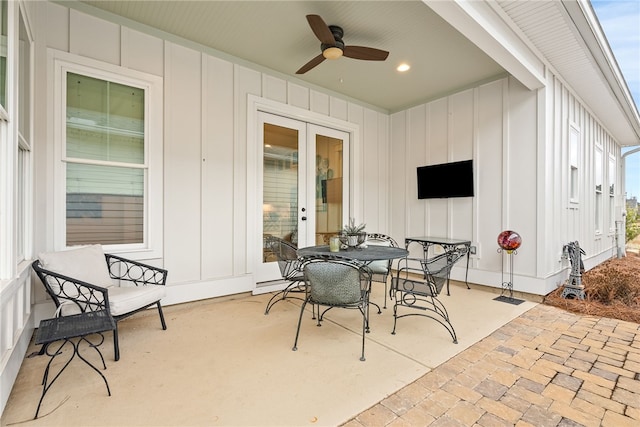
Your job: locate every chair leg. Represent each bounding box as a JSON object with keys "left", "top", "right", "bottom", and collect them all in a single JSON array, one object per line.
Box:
[
  {"left": 370, "top": 300, "right": 382, "bottom": 315},
  {"left": 157, "top": 302, "right": 167, "bottom": 330},
  {"left": 113, "top": 324, "right": 120, "bottom": 361},
  {"left": 265, "top": 280, "right": 305, "bottom": 314},
  {"left": 292, "top": 300, "right": 308, "bottom": 352},
  {"left": 360, "top": 300, "right": 367, "bottom": 361},
  {"left": 383, "top": 282, "right": 388, "bottom": 309},
  {"left": 363, "top": 300, "right": 371, "bottom": 333},
  {"left": 391, "top": 291, "right": 399, "bottom": 335}
]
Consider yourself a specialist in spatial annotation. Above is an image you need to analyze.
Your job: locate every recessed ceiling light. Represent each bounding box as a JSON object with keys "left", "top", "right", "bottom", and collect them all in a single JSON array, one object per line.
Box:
[{"left": 397, "top": 63, "right": 410, "bottom": 72}]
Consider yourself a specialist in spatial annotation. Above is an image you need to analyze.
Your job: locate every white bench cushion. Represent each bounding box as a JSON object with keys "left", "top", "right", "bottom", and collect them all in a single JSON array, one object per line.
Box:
[
  {"left": 38, "top": 245, "right": 114, "bottom": 293},
  {"left": 39, "top": 245, "right": 166, "bottom": 317},
  {"left": 108, "top": 285, "right": 166, "bottom": 316}
]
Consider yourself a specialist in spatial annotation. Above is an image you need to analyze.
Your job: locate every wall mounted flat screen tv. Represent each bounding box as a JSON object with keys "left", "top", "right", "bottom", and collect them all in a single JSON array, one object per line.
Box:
[{"left": 417, "top": 160, "right": 474, "bottom": 199}]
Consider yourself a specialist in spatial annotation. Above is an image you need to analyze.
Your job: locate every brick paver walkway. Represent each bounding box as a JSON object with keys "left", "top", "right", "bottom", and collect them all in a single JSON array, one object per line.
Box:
[{"left": 344, "top": 304, "right": 640, "bottom": 426}]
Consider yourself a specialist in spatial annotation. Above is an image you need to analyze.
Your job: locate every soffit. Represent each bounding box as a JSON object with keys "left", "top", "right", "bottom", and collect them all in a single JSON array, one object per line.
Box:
[{"left": 498, "top": 0, "right": 640, "bottom": 145}]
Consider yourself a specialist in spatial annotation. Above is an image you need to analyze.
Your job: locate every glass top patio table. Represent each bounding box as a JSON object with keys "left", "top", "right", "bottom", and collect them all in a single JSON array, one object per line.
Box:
[{"left": 297, "top": 245, "right": 408, "bottom": 262}]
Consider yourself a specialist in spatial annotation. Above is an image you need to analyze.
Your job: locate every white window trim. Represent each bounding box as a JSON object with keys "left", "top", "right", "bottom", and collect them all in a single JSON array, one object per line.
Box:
[
  {"left": 49, "top": 49, "right": 163, "bottom": 260},
  {"left": 17, "top": 3, "right": 35, "bottom": 265},
  {"left": 568, "top": 123, "right": 580, "bottom": 205},
  {"left": 608, "top": 153, "right": 616, "bottom": 233},
  {"left": 594, "top": 144, "right": 603, "bottom": 235},
  {"left": 0, "top": 0, "right": 15, "bottom": 278}
]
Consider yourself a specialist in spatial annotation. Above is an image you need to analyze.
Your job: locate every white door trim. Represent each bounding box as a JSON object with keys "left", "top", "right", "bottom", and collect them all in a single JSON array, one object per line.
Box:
[{"left": 247, "top": 95, "right": 359, "bottom": 291}]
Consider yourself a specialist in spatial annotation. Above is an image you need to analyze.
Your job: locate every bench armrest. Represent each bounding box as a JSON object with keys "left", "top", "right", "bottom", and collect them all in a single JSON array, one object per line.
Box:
[{"left": 105, "top": 254, "right": 168, "bottom": 287}]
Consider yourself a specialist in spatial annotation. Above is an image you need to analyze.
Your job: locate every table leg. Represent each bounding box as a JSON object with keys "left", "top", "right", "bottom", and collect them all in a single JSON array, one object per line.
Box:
[
  {"left": 35, "top": 334, "right": 110, "bottom": 419},
  {"left": 445, "top": 245, "right": 453, "bottom": 296},
  {"left": 464, "top": 246, "right": 471, "bottom": 289}
]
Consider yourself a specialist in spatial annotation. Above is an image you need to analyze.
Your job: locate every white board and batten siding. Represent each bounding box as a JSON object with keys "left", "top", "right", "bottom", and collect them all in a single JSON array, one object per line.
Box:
[
  {"left": 34, "top": 2, "right": 391, "bottom": 308},
  {"left": 390, "top": 73, "right": 622, "bottom": 296},
  {"left": 32, "top": 1, "right": 625, "bottom": 306}
]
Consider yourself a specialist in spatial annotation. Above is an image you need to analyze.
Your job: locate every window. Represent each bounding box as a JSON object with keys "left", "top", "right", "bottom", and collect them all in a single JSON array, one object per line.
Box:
[
  {"left": 53, "top": 52, "right": 163, "bottom": 257},
  {"left": 609, "top": 155, "right": 616, "bottom": 231},
  {"left": 65, "top": 72, "right": 145, "bottom": 246},
  {"left": 0, "top": 0, "right": 7, "bottom": 112},
  {"left": 594, "top": 146, "right": 602, "bottom": 234},
  {"left": 16, "top": 8, "right": 32, "bottom": 264},
  {"left": 569, "top": 125, "right": 580, "bottom": 203}
]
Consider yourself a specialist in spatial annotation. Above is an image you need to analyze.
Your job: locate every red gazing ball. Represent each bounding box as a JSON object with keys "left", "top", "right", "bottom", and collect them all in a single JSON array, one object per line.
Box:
[{"left": 497, "top": 230, "right": 522, "bottom": 251}]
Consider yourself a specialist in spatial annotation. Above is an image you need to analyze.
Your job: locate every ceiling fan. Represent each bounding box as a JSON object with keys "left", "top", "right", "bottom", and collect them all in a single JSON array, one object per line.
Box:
[{"left": 296, "top": 14, "right": 389, "bottom": 74}]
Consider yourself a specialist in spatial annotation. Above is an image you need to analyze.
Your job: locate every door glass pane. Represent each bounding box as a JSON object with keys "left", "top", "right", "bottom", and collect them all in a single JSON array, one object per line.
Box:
[
  {"left": 315, "top": 134, "right": 343, "bottom": 244},
  {"left": 263, "top": 123, "right": 298, "bottom": 260}
]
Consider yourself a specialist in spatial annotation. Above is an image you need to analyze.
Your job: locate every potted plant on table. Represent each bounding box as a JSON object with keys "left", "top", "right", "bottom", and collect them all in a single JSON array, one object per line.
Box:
[{"left": 340, "top": 218, "right": 367, "bottom": 248}]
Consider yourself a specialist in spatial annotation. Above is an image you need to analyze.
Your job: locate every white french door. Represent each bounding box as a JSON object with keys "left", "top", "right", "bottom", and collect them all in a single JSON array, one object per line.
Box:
[{"left": 256, "top": 112, "right": 349, "bottom": 284}]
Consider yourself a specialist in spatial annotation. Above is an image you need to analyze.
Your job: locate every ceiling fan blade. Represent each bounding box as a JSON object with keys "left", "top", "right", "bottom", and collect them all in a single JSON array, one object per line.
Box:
[
  {"left": 343, "top": 46, "right": 389, "bottom": 61},
  {"left": 306, "top": 14, "right": 335, "bottom": 45},
  {"left": 296, "top": 54, "right": 326, "bottom": 74}
]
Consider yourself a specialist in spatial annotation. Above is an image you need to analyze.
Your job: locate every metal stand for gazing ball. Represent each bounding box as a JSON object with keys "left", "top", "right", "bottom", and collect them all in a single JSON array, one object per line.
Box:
[
  {"left": 498, "top": 248, "right": 516, "bottom": 298},
  {"left": 494, "top": 247, "right": 525, "bottom": 305}
]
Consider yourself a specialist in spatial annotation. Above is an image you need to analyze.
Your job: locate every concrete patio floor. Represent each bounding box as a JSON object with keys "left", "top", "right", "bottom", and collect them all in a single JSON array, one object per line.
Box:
[{"left": 1, "top": 281, "right": 638, "bottom": 426}]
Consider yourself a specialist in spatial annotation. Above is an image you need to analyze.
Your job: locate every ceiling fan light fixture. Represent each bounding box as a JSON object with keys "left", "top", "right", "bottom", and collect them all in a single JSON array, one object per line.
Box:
[
  {"left": 323, "top": 46, "right": 343, "bottom": 60},
  {"left": 397, "top": 63, "right": 411, "bottom": 72},
  {"left": 297, "top": 15, "right": 389, "bottom": 74}
]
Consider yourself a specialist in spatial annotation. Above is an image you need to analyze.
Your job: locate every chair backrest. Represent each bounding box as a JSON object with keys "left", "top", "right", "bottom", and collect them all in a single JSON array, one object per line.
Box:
[
  {"left": 366, "top": 233, "right": 399, "bottom": 274},
  {"left": 265, "top": 235, "right": 303, "bottom": 280},
  {"left": 33, "top": 245, "right": 116, "bottom": 313},
  {"left": 304, "top": 259, "right": 371, "bottom": 305},
  {"left": 366, "top": 233, "right": 398, "bottom": 247},
  {"left": 38, "top": 244, "right": 114, "bottom": 288},
  {"left": 420, "top": 251, "right": 460, "bottom": 294},
  {"left": 32, "top": 259, "right": 111, "bottom": 316}
]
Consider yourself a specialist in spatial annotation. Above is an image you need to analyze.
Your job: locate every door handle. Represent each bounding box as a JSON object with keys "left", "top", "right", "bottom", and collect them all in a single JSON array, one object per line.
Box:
[{"left": 301, "top": 216, "right": 307, "bottom": 221}]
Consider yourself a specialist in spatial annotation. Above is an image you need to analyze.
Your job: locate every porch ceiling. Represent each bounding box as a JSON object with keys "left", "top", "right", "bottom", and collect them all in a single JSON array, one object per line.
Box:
[
  {"left": 71, "top": 0, "right": 640, "bottom": 144},
  {"left": 73, "top": 0, "right": 507, "bottom": 113}
]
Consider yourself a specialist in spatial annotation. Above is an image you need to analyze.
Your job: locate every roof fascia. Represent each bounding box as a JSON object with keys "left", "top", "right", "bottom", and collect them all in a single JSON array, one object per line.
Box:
[{"left": 423, "top": 0, "right": 545, "bottom": 91}]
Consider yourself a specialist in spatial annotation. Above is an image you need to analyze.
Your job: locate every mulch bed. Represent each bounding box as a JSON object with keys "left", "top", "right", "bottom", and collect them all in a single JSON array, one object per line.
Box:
[{"left": 543, "top": 253, "right": 640, "bottom": 324}]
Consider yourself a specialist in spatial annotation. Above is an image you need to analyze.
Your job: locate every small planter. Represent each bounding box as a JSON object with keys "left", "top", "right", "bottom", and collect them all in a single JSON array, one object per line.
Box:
[
  {"left": 340, "top": 232, "right": 367, "bottom": 248},
  {"left": 340, "top": 218, "right": 367, "bottom": 248}
]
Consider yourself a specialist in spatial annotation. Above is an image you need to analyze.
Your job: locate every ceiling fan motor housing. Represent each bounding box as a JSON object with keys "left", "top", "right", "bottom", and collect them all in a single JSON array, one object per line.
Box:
[
  {"left": 323, "top": 25, "right": 345, "bottom": 52},
  {"left": 328, "top": 25, "right": 344, "bottom": 40},
  {"left": 322, "top": 40, "right": 345, "bottom": 52}
]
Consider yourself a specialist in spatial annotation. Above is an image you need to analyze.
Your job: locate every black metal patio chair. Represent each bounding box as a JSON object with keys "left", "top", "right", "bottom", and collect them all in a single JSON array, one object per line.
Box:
[
  {"left": 292, "top": 258, "right": 373, "bottom": 361},
  {"left": 365, "top": 233, "right": 399, "bottom": 309},
  {"left": 390, "top": 254, "right": 458, "bottom": 343},
  {"left": 263, "top": 235, "right": 306, "bottom": 314}
]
